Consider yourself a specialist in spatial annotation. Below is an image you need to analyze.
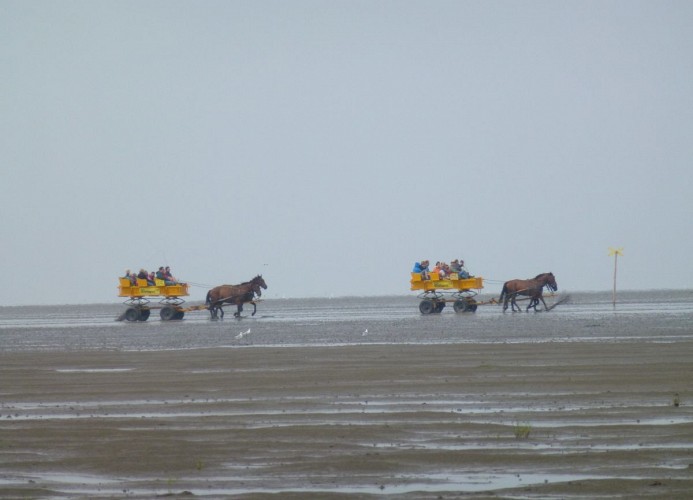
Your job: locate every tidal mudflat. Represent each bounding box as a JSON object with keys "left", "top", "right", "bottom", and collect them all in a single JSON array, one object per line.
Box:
[{"left": 1, "top": 292, "right": 692, "bottom": 498}]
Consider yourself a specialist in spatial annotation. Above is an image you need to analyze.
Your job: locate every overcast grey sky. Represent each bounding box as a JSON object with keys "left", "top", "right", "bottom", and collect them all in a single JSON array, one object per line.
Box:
[{"left": 2, "top": 1, "right": 692, "bottom": 305}]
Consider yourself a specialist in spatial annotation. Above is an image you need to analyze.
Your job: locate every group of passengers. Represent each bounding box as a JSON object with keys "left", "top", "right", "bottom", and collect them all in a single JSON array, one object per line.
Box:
[
  {"left": 412, "top": 259, "right": 470, "bottom": 280},
  {"left": 123, "top": 266, "right": 181, "bottom": 286}
]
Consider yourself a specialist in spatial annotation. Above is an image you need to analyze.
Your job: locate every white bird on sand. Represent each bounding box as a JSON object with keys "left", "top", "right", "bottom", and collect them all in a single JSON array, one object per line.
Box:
[
  {"left": 235, "top": 328, "right": 251, "bottom": 341},
  {"left": 362, "top": 329, "right": 368, "bottom": 336}
]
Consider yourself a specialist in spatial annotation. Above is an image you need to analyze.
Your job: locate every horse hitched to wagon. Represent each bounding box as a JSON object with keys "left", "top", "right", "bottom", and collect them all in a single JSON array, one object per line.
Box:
[
  {"left": 117, "top": 274, "right": 267, "bottom": 321},
  {"left": 410, "top": 269, "right": 560, "bottom": 315}
]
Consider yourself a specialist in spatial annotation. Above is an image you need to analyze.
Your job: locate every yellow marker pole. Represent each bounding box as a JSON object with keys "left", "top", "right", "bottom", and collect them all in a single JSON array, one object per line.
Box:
[{"left": 608, "top": 247, "right": 624, "bottom": 308}]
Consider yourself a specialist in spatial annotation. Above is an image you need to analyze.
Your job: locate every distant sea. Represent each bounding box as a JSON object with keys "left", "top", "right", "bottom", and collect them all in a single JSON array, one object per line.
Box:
[{"left": 1, "top": 290, "right": 691, "bottom": 352}]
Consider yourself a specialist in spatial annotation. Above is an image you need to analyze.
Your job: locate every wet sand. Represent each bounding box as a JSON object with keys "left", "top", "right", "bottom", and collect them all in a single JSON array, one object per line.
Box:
[{"left": 2, "top": 340, "right": 692, "bottom": 498}]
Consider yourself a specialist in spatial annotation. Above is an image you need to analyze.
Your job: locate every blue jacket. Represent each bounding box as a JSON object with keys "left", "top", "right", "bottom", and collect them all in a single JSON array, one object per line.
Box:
[{"left": 412, "top": 262, "right": 428, "bottom": 273}]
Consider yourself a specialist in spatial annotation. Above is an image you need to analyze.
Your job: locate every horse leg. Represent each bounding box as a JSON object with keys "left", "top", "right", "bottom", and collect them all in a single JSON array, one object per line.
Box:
[
  {"left": 234, "top": 303, "right": 243, "bottom": 318},
  {"left": 539, "top": 296, "right": 549, "bottom": 311},
  {"left": 251, "top": 302, "right": 257, "bottom": 316},
  {"left": 511, "top": 294, "right": 521, "bottom": 312}
]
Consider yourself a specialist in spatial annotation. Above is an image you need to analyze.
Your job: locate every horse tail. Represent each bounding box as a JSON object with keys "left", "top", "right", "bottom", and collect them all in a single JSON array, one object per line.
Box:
[
  {"left": 499, "top": 284, "right": 507, "bottom": 304},
  {"left": 205, "top": 290, "right": 211, "bottom": 305}
]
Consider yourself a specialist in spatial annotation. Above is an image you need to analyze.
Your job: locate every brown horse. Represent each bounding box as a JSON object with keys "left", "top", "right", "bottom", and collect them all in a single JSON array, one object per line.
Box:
[
  {"left": 205, "top": 275, "right": 267, "bottom": 319},
  {"left": 499, "top": 272, "right": 557, "bottom": 312}
]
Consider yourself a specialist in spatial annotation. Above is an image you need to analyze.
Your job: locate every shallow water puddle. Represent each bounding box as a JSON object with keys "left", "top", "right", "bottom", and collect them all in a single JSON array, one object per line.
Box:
[
  {"left": 55, "top": 368, "right": 133, "bottom": 373},
  {"left": 372, "top": 441, "right": 693, "bottom": 452},
  {"left": 483, "top": 416, "right": 693, "bottom": 428},
  {"left": 28, "top": 472, "right": 642, "bottom": 496},
  {"left": 29, "top": 473, "right": 120, "bottom": 485}
]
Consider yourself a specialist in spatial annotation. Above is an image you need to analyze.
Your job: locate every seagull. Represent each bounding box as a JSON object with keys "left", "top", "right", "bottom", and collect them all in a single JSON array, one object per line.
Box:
[
  {"left": 362, "top": 329, "right": 368, "bottom": 336},
  {"left": 235, "top": 328, "right": 251, "bottom": 342}
]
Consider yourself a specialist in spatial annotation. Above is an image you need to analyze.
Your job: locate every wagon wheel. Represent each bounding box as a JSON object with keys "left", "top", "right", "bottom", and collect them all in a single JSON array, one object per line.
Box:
[
  {"left": 139, "top": 309, "right": 151, "bottom": 321},
  {"left": 124, "top": 307, "right": 141, "bottom": 322},
  {"left": 419, "top": 299, "right": 435, "bottom": 315},
  {"left": 434, "top": 301, "right": 446, "bottom": 313},
  {"left": 174, "top": 311, "right": 185, "bottom": 320},
  {"left": 453, "top": 298, "right": 478, "bottom": 313},
  {"left": 160, "top": 306, "right": 177, "bottom": 321}
]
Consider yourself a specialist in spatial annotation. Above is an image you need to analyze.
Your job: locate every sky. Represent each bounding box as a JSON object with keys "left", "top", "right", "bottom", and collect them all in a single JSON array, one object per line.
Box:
[{"left": 2, "top": 1, "right": 692, "bottom": 305}]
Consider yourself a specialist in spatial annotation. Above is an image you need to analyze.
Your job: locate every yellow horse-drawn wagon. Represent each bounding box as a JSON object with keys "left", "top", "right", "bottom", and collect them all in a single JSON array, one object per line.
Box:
[
  {"left": 410, "top": 272, "right": 484, "bottom": 314},
  {"left": 118, "top": 278, "right": 194, "bottom": 321},
  {"left": 118, "top": 273, "right": 267, "bottom": 322}
]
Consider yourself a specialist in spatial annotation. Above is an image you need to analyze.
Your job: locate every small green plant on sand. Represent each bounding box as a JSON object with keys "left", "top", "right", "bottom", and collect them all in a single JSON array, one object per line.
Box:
[
  {"left": 514, "top": 421, "right": 532, "bottom": 439},
  {"left": 166, "top": 477, "right": 178, "bottom": 494}
]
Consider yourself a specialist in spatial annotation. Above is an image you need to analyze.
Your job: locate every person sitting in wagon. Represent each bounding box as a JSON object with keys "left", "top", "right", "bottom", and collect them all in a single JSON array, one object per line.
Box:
[
  {"left": 412, "top": 260, "right": 430, "bottom": 280},
  {"left": 164, "top": 266, "right": 182, "bottom": 285},
  {"left": 441, "top": 262, "right": 452, "bottom": 278},
  {"left": 123, "top": 269, "right": 136, "bottom": 286},
  {"left": 432, "top": 261, "right": 448, "bottom": 278},
  {"left": 135, "top": 268, "right": 154, "bottom": 285},
  {"left": 450, "top": 259, "right": 470, "bottom": 279},
  {"left": 156, "top": 266, "right": 175, "bottom": 286}
]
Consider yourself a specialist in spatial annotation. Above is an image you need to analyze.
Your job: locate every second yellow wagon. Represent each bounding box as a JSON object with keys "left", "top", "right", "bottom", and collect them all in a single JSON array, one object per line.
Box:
[{"left": 410, "top": 272, "right": 484, "bottom": 314}]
